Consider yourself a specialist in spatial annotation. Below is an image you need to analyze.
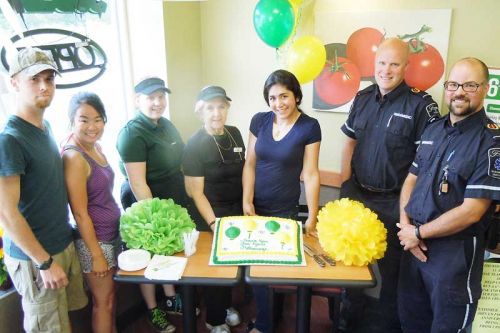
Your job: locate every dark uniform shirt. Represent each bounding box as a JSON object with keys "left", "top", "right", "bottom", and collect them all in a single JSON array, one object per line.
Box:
[
  {"left": 182, "top": 125, "right": 245, "bottom": 212},
  {"left": 406, "top": 109, "right": 500, "bottom": 236},
  {"left": 116, "top": 111, "right": 184, "bottom": 183},
  {"left": 341, "top": 82, "right": 439, "bottom": 192}
]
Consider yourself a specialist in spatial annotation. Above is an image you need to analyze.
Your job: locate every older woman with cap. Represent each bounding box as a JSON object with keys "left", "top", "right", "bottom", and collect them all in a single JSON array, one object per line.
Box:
[
  {"left": 183, "top": 86, "right": 244, "bottom": 333},
  {"left": 117, "top": 77, "right": 191, "bottom": 333}
]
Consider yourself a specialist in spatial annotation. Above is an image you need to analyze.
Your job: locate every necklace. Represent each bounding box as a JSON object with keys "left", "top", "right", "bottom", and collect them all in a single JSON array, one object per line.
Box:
[
  {"left": 212, "top": 127, "right": 243, "bottom": 163},
  {"left": 213, "top": 130, "right": 232, "bottom": 150},
  {"left": 273, "top": 112, "right": 301, "bottom": 140}
]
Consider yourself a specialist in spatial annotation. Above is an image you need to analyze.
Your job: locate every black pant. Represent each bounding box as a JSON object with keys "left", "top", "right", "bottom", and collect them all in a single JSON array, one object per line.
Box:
[
  {"left": 203, "top": 286, "right": 232, "bottom": 326},
  {"left": 339, "top": 178, "right": 403, "bottom": 333},
  {"left": 199, "top": 201, "right": 244, "bottom": 326}
]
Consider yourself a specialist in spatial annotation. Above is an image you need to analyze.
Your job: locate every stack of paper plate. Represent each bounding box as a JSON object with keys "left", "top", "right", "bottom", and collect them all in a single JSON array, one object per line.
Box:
[{"left": 118, "top": 249, "right": 151, "bottom": 271}]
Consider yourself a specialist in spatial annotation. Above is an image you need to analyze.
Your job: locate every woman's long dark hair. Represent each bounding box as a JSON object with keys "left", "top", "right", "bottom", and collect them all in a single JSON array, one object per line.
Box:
[{"left": 263, "top": 69, "right": 303, "bottom": 111}]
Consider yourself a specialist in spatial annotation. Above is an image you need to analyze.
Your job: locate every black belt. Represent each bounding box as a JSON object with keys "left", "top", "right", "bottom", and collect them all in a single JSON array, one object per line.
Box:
[{"left": 353, "top": 178, "right": 399, "bottom": 195}]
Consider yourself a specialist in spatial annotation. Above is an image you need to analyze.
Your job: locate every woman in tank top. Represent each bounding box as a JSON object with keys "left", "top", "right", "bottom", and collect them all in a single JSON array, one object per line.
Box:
[{"left": 62, "top": 92, "right": 121, "bottom": 333}]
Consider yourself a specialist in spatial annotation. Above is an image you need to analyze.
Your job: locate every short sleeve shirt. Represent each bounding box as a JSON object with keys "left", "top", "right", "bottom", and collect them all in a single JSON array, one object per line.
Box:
[
  {"left": 406, "top": 109, "right": 500, "bottom": 235},
  {"left": 341, "top": 82, "right": 439, "bottom": 191},
  {"left": 0, "top": 116, "right": 72, "bottom": 259},
  {"left": 182, "top": 126, "right": 245, "bottom": 210},
  {"left": 116, "top": 112, "right": 185, "bottom": 182},
  {"left": 250, "top": 111, "right": 321, "bottom": 214}
]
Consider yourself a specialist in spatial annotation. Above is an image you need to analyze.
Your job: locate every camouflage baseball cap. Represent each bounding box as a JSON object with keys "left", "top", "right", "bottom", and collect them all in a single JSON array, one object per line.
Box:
[{"left": 9, "top": 47, "right": 60, "bottom": 77}]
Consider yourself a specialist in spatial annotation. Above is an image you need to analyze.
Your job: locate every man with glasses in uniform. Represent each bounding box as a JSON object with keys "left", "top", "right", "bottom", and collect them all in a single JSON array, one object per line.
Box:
[{"left": 397, "top": 57, "right": 500, "bottom": 332}]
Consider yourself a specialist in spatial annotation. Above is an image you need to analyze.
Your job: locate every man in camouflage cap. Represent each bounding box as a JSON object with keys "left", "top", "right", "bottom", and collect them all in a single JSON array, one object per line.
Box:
[{"left": 0, "top": 47, "right": 87, "bottom": 333}]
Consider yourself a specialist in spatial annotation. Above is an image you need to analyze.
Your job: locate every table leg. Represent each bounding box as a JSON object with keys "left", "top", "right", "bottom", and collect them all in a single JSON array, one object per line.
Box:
[
  {"left": 181, "top": 285, "right": 197, "bottom": 333},
  {"left": 296, "top": 286, "right": 311, "bottom": 333}
]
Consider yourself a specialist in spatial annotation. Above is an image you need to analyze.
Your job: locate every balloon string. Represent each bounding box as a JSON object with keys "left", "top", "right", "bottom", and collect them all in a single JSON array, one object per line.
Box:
[{"left": 277, "top": 2, "right": 303, "bottom": 69}]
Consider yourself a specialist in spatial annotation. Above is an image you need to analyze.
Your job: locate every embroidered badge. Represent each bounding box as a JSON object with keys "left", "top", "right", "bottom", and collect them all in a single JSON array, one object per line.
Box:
[
  {"left": 426, "top": 103, "right": 440, "bottom": 123},
  {"left": 488, "top": 148, "right": 500, "bottom": 179},
  {"left": 487, "top": 123, "right": 499, "bottom": 130}
]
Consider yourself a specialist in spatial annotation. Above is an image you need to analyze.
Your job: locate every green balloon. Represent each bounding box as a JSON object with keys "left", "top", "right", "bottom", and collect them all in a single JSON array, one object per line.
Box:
[
  {"left": 253, "top": 0, "right": 295, "bottom": 48},
  {"left": 225, "top": 226, "right": 241, "bottom": 240},
  {"left": 265, "top": 220, "right": 281, "bottom": 234}
]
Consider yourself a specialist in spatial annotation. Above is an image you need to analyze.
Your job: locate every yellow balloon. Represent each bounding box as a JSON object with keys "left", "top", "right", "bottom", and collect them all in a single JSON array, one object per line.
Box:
[
  {"left": 289, "top": 0, "right": 303, "bottom": 7},
  {"left": 287, "top": 35, "right": 326, "bottom": 84}
]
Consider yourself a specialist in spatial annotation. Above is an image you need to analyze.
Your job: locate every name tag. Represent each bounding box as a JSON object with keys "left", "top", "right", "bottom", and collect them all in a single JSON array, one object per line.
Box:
[{"left": 234, "top": 147, "right": 243, "bottom": 153}]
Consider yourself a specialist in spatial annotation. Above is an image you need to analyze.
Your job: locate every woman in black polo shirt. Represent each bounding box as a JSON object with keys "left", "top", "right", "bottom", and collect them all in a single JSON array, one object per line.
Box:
[
  {"left": 117, "top": 77, "right": 188, "bottom": 333},
  {"left": 182, "top": 86, "right": 244, "bottom": 333}
]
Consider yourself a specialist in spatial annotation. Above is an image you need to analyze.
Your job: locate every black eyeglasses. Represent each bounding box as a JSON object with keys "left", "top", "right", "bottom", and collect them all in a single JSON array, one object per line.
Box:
[{"left": 444, "top": 81, "right": 484, "bottom": 92}]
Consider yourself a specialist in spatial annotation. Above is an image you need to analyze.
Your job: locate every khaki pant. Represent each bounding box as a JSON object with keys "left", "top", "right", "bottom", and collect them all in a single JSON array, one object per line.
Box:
[{"left": 4, "top": 243, "right": 88, "bottom": 333}]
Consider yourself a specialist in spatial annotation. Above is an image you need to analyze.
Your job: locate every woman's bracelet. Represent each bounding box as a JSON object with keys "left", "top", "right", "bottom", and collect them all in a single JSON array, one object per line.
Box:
[{"left": 209, "top": 220, "right": 216, "bottom": 228}]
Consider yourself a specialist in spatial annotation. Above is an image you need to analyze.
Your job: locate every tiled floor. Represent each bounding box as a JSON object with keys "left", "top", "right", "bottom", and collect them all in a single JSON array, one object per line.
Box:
[{"left": 120, "top": 284, "right": 334, "bottom": 333}]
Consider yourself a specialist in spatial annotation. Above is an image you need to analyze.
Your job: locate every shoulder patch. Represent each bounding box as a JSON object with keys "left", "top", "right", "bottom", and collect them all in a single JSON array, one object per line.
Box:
[
  {"left": 485, "top": 120, "right": 500, "bottom": 139},
  {"left": 425, "top": 102, "right": 441, "bottom": 123},
  {"left": 488, "top": 148, "right": 500, "bottom": 179},
  {"left": 410, "top": 87, "right": 433, "bottom": 99}
]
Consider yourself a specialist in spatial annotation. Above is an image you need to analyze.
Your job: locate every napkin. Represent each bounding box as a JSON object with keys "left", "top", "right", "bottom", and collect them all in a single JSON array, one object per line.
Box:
[
  {"left": 144, "top": 254, "right": 187, "bottom": 281},
  {"left": 183, "top": 229, "right": 200, "bottom": 257}
]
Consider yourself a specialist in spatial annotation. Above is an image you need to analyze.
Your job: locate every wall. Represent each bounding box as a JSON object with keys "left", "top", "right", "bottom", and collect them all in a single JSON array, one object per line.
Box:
[
  {"left": 164, "top": 2, "right": 203, "bottom": 140},
  {"left": 164, "top": 0, "right": 500, "bottom": 176}
]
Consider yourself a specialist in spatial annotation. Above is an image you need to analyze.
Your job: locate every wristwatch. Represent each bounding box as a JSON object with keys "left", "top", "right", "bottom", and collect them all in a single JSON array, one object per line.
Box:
[{"left": 35, "top": 256, "right": 53, "bottom": 270}]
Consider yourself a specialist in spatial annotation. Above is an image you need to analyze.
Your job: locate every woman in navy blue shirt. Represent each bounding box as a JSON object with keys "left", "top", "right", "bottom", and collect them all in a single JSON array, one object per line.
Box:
[{"left": 243, "top": 70, "right": 321, "bottom": 333}]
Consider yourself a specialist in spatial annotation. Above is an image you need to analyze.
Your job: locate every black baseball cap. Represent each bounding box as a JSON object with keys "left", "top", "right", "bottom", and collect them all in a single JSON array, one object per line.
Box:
[
  {"left": 134, "top": 77, "right": 171, "bottom": 95},
  {"left": 197, "top": 86, "right": 231, "bottom": 102}
]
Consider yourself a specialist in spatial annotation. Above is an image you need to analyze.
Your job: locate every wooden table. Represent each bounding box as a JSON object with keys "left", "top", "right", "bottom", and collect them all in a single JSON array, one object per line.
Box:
[
  {"left": 245, "top": 235, "right": 376, "bottom": 333},
  {"left": 114, "top": 232, "right": 241, "bottom": 333}
]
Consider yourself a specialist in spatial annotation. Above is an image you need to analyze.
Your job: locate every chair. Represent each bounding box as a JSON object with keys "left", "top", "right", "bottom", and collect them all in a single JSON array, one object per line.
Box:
[{"left": 268, "top": 204, "right": 342, "bottom": 333}]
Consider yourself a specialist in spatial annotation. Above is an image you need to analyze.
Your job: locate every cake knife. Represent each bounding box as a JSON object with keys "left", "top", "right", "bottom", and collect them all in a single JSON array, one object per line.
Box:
[
  {"left": 303, "top": 246, "right": 326, "bottom": 267},
  {"left": 304, "top": 244, "right": 336, "bottom": 266}
]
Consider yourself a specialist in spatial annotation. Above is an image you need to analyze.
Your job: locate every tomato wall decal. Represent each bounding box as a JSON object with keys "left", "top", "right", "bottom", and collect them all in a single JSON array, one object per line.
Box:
[
  {"left": 346, "top": 27, "right": 384, "bottom": 78},
  {"left": 404, "top": 40, "right": 444, "bottom": 91},
  {"left": 314, "top": 56, "right": 361, "bottom": 105}
]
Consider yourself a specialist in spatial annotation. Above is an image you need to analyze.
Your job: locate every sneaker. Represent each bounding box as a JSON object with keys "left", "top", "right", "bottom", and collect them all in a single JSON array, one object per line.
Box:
[
  {"left": 225, "top": 307, "right": 241, "bottom": 327},
  {"left": 205, "top": 323, "right": 231, "bottom": 333},
  {"left": 148, "top": 308, "right": 176, "bottom": 333},
  {"left": 165, "top": 294, "right": 200, "bottom": 316}
]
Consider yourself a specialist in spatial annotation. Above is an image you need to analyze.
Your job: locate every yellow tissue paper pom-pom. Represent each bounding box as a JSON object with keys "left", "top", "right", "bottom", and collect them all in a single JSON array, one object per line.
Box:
[{"left": 317, "top": 198, "right": 387, "bottom": 266}]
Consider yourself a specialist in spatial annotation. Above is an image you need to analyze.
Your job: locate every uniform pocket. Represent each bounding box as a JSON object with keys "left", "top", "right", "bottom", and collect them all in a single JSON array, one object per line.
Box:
[
  {"left": 25, "top": 299, "right": 61, "bottom": 332},
  {"left": 386, "top": 115, "right": 412, "bottom": 148}
]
